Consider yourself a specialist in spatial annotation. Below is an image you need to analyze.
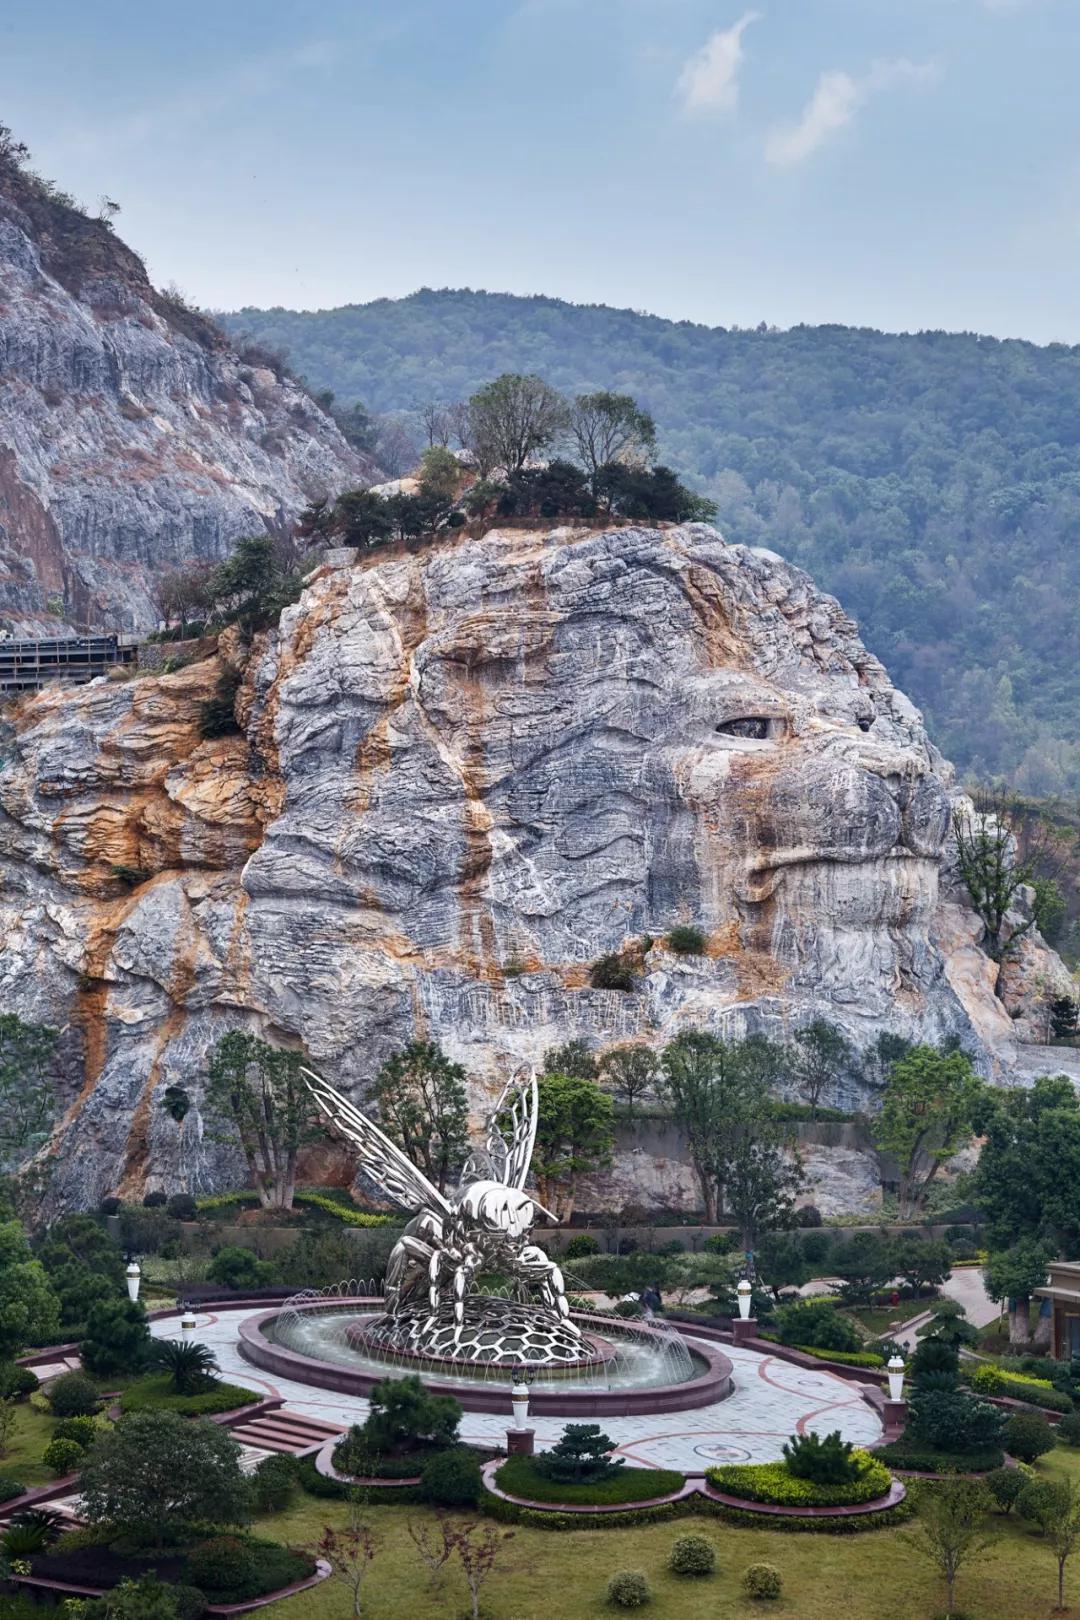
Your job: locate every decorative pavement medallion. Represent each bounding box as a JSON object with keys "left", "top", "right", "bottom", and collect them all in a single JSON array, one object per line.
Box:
[{"left": 693, "top": 1441, "right": 753, "bottom": 1462}]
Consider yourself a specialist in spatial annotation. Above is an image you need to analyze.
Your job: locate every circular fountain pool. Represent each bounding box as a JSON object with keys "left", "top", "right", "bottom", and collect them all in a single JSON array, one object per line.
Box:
[{"left": 237, "top": 1291, "right": 734, "bottom": 1416}]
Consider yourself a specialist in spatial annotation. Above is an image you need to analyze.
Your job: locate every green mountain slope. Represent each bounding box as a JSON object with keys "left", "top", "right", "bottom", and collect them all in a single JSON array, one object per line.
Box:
[{"left": 220, "top": 289, "right": 1080, "bottom": 793}]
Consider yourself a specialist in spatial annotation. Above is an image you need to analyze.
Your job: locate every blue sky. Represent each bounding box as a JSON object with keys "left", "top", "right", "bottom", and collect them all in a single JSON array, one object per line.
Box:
[{"left": 2, "top": 0, "right": 1077, "bottom": 339}]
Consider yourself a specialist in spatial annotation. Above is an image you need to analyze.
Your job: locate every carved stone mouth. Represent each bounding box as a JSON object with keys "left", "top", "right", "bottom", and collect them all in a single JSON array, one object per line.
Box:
[{"left": 735, "top": 847, "right": 937, "bottom": 904}]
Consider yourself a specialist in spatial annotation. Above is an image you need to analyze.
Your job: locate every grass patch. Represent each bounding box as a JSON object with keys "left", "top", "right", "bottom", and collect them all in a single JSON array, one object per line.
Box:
[
  {"left": 495, "top": 1455, "right": 684, "bottom": 1505},
  {"left": 0, "top": 1399, "right": 71, "bottom": 1486},
  {"left": 119, "top": 1375, "right": 260, "bottom": 1416},
  {"left": 842, "top": 1306, "right": 913, "bottom": 1338}
]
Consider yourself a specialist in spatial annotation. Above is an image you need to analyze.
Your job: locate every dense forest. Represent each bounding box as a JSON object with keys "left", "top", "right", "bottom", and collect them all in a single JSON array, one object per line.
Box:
[{"left": 220, "top": 290, "right": 1080, "bottom": 794}]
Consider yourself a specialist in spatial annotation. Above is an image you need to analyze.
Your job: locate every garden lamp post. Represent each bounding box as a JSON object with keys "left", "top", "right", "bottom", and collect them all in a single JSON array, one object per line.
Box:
[
  {"left": 124, "top": 1256, "right": 141, "bottom": 1302},
  {"left": 180, "top": 1304, "right": 198, "bottom": 1335},
  {"left": 507, "top": 1363, "right": 535, "bottom": 1456},
  {"left": 736, "top": 1279, "right": 753, "bottom": 1320},
  {"left": 887, "top": 1354, "right": 905, "bottom": 1403},
  {"left": 732, "top": 1277, "right": 758, "bottom": 1345}
]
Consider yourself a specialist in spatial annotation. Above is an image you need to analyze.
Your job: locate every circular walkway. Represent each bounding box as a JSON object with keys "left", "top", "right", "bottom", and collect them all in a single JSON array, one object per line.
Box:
[{"left": 150, "top": 1308, "right": 881, "bottom": 1472}]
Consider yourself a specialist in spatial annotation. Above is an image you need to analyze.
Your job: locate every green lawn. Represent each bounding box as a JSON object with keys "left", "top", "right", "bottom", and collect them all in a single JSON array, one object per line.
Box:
[
  {"left": 842, "top": 1305, "right": 919, "bottom": 1338},
  {"left": 0, "top": 1401, "right": 68, "bottom": 1486},
  {"left": 255, "top": 1445, "right": 1080, "bottom": 1620}
]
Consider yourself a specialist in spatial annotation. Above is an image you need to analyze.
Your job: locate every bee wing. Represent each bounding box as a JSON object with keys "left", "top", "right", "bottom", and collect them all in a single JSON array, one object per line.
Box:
[{"left": 302, "top": 1068, "right": 451, "bottom": 1216}]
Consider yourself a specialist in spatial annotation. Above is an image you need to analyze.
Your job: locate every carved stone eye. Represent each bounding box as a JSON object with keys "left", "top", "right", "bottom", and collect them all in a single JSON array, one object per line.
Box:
[
  {"left": 857, "top": 717, "right": 874, "bottom": 733},
  {"left": 716, "top": 717, "right": 772, "bottom": 740}
]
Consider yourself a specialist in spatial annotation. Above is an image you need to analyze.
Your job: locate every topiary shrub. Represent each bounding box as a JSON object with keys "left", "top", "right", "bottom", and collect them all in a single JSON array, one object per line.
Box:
[
  {"left": 985, "top": 1466, "right": 1027, "bottom": 1514},
  {"left": 48, "top": 1372, "right": 101, "bottom": 1418},
  {"left": 167, "top": 1194, "right": 198, "bottom": 1222},
  {"left": 774, "top": 1299, "right": 861, "bottom": 1354},
  {"left": 1004, "top": 1410, "right": 1056, "bottom": 1464},
  {"left": 667, "top": 925, "right": 706, "bottom": 956},
  {"left": 168, "top": 1585, "right": 207, "bottom": 1620},
  {"left": 419, "top": 1447, "right": 482, "bottom": 1507},
  {"left": 590, "top": 953, "right": 638, "bottom": 992},
  {"left": 205, "top": 1245, "right": 276, "bottom": 1291},
  {"left": 606, "top": 1569, "right": 651, "bottom": 1608},
  {"left": 42, "top": 1437, "right": 85, "bottom": 1475},
  {"left": 782, "top": 1430, "right": 860, "bottom": 1485},
  {"left": 0, "top": 1476, "right": 26, "bottom": 1503},
  {"left": 53, "top": 1416, "right": 99, "bottom": 1449},
  {"left": 0, "top": 1364, "right": 38, "bottom": 1399},
  {"left": 667, "top": 1533, "right": 715, "bottom": 1577},
  {"left": 186, "top": 1536, "right": 258, "bottom": 1600},
  {"left": 252, "top": 1453, "right": 300, "bottom": 1513},
  {"left": 534, "top": 1424, "right": 623, "bottom": 1485},
  {"left": 81, "top": 1298, "right": 151, "bottom": 1377},
  {"left": 1056, "top": 1410, "right": 1080, "bottom": 1447},
  {"left": 564, "top": 1233, "right": 600, "bottom": 1259},
  {"left": 743, "top": 1563, "right": 783, "bottom": 1600}
]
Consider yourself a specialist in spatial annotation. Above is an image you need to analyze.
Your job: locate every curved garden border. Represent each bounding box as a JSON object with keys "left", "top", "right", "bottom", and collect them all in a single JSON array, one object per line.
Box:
[
  {"left": 480, "top": 1459, "right": 907, "bottom": 1520},
  {"left": 10, "top": 1559, "right": 333, "bottom": 1615},
  {"left": 313, "top": 1432, "right": 422, "bottom": 1488},
  {"left": 237, "top": 1300, "right": 735, "bottom": 1416}
]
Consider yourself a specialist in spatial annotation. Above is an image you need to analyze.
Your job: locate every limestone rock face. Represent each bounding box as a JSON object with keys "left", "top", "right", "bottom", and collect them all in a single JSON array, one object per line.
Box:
[
  {"left": 0, "top": 522, "right": 1063, "bottom": 1212},
  {"left": 0, "top": 173, "right": 372, "bottom": 634}
]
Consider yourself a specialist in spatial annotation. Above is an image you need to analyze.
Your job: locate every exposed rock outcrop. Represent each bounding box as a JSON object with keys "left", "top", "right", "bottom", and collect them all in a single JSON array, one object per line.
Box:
[
  {"left": 0, "top": 163, "right": 372, "bottom": 634},
  {"left": 0, "top": 522, "right": 1066, "bottom": 1212}
]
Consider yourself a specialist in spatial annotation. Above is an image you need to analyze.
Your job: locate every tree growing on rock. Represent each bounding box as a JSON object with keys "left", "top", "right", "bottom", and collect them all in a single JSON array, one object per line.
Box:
[
  {"left": 532, "top": 1072, "right": 614, "bottom": 1221},
  {"left": 871, "top": 1044, "right": 983, "bottom": 1219},
  {"left": 951, "top": 790, "right": 1061, "bottom": 988},
  {"left": 790, "top": 1019, "right": 857, "bottom": 1118},
  {"left": 598, "top": 1044, "right": 659, "bottom": 1122},
  {"left": 371, "top": 1042, "right": 470, "bottom": 1195},
  {"left": 466, "top": 373, "right": 568, "bottom": 475},
  {"left": 567, "top": 391, "right": 656, "bottom": 486},
  {"left": 204, "top": 1032, "right": 318, "bottom": 1210}
]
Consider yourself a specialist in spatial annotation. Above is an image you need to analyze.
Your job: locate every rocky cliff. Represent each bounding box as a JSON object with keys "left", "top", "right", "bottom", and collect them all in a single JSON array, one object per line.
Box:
[
  {"left": 0, "top": 159, "right": 372, "bottom": 634},
  {"left": 0, "top": 522, "right": 1069, "bottom": 1212}
]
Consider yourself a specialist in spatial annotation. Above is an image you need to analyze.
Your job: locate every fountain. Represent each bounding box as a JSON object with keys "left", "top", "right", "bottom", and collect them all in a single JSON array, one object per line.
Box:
[{"left": 237, "top": 1070, "right": 733, "bottom": 1416}]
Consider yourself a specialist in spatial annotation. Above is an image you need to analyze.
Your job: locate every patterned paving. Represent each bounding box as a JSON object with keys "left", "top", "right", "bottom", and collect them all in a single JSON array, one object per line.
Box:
[{"left": 150, "top": 1308, "right": 882, "bottom": 1472}]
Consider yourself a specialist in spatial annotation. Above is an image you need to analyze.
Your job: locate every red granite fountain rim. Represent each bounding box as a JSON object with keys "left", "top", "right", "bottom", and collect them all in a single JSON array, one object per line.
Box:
[{"left": 237, "top": 1299, "right": 734, "bottom": 1416}]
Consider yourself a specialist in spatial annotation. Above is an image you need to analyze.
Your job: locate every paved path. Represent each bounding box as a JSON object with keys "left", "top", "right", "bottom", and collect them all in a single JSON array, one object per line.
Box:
[
  {"left": 892, "top": 1267, "right": 1001, "bottom": 1351},
  {"left": 149, "top": 1307, "right": 881, "bottom": 1474}
]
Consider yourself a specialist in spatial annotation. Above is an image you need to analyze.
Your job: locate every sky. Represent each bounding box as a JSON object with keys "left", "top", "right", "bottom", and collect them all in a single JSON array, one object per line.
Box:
[{"left": 1, "top": 0, "right": 1078, "bottom": 341}]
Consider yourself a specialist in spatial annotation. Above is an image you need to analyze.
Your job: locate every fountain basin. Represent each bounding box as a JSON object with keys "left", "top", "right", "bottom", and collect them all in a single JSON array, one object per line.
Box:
[{"left": 237, "top": 1298, "right": 734, "bottom": 1416}]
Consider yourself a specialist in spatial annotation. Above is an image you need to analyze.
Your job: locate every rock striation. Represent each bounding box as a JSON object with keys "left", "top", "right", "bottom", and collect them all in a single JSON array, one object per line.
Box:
[
  {"left": 0, "top": 521, "right": 1067, "bottom": 1212},
  {"left": 0, "top": 162, "right": 372, "bottom": 634}
]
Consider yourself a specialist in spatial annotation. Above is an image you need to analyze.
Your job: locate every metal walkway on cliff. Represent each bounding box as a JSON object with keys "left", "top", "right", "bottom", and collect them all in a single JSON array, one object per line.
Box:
[{"left": 0, "top": 633, "right": 139, "bottom": 695}]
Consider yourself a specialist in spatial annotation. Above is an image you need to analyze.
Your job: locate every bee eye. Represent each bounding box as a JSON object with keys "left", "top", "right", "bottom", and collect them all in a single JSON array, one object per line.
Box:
[{"left": 716, "top": 717, "right": 772, "bottom": 740}]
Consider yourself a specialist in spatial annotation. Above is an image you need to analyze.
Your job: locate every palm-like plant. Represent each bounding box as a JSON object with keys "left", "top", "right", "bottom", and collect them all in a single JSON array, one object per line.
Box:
[
  {"left": 150, "top": 1337, "right": 219, "bottom": 1393},
  {"left": 1, "top": 1508, "right": 66, "bottom": 1557}
]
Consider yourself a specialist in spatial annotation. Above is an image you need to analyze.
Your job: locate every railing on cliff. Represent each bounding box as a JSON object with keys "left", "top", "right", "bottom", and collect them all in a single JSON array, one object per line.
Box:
[{"left": 0, "top": 633, "right": 139, "bottom": 694}]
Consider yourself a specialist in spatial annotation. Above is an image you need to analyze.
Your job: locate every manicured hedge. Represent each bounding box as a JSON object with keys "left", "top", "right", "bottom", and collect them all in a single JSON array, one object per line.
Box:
[
  {"left": 298, "top": 1455, "right": 422, "bottom": 1505},
  {"left": 874, "top": 1440, "right": 1005, "bottom": 1474},
  {"left": 706, "top": 1451, "right": 891, "bottom": 1508},
  {"left": 967, "top": 1364, "right": 1074, "bottom": 1414},
  {"left": 194, "top": 1189, "right": 393, "bottom": 1227},
  {"left": 790, "top": 1344, "right": 885, "bottom": 1369},
  {"left": 495, "top": 1455, "right": 684, "bottom": 1505},
  {"left": 0, "top": 1475, "right": 26, "bottom": 1502},
  {"left": 120, "top": 1375, "right": 260, "bottom": 1415}
]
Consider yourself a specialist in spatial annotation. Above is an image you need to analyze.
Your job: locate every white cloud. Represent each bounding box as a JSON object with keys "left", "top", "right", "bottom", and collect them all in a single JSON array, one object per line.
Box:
[
  {"left": 675, "top": 11, "right": 760, "bottom": 117},
  {"left": 764, "top": 57, "right": 939, "bottom": 167}
]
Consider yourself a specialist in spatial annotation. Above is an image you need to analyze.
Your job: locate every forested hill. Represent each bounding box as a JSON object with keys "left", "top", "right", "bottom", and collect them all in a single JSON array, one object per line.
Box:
[{"left": 220, "top": 290, "right": 1080, "bottom": 794}]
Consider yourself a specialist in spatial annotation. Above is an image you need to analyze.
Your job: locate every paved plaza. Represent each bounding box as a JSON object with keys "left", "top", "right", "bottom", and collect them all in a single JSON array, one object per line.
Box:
[{"left": 150, "top": 1307, "right": 883, "bottom": 1473}]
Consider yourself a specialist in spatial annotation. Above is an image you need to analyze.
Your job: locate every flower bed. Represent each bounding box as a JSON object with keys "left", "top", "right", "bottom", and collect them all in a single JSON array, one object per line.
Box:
[
  {"left": 119, "top": 1376, "right": 261, "bottom": 1416},
  {"left": 873, "top": 1440, "right": 1005, "bottom": 1474},
  {"left": 494, "top": 1455, "right": 685, "bottom": 1506},
  {"left": 705, "top": 1451, "right": 891, "bottom": 1508},
  {"left": 967, "top": 1364, "right": 1074, "bottom": 1413}
]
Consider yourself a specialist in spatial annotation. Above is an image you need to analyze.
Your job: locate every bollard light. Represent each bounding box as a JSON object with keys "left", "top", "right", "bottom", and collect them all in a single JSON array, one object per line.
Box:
[
  {"left": 736, "top": 1278, "right": 753, "bottom": 1321},
  {"left": 125, "top": 1260, "right": 141, "bottom": 1303},
  {"left": 180, "top": 1307, "right": 198, "bottom": 1335},
  {"left": 511, "top": 1368, "right": 531, "bottom": 1431},
  {"left": 887, "top": 1354, "right": 905, "bottom": 1403}
]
